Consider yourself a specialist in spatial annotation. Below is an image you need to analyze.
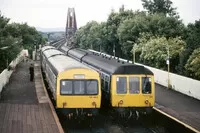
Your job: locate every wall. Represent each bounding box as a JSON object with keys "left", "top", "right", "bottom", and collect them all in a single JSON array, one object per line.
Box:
[
  {"left": 88, "top": 49, "right": 200, "bottom": 100},
  {"left": 135, "top": 63, "right": 200, "bottom": 100},
  {"left": 0, "top": 50, "right": 28, "bottom": 94}
]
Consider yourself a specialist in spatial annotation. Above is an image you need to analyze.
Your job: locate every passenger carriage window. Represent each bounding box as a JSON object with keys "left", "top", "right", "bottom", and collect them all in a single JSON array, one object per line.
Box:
[
  {"left": 60, "top": 81, "right": 72, "bottom": 94},
  {"left": 129, "top": 77, "right": 140, "bottom": 94},
  {"left": 86, "top": 80, "right": 98, "bottom": 94},
  {"left": 116, "top": 77, "right": 127, "bottom": 94},
  {"left": 142, "top": 77, "right": 152, "bottom": 94},
  {"left": 74, "top": 81, "right": 85, "bottom": 94}
]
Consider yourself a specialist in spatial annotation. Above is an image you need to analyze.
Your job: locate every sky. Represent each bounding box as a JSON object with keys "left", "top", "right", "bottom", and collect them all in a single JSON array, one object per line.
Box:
[{"left": 0, "top": 0, "right": 200, "bottom": 30}]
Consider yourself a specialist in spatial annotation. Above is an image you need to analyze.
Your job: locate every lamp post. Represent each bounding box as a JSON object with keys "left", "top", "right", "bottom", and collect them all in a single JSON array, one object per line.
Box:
[
  {"left": 166, "top": 45, "right": 170, "bottom": 89},
  {"left": 133, "top": 45, "right": 135, "bottom": 64},
  {"left": 91, "top": 44, "right": 93, "bottom": 49},
  {"left": 34, "top": 44, "right": 37, "bottom": 61},
  {"left": 142, "top": 47, "right": 146, "bottom": 64},
  {"left": 127, "top": 40, "right": 136, "bottom": 64},
  {"left": 113, "top": 44, "right": 115, "bottom": 57},
  {"left": 133, "top": 44, "right": 137, "bottom": 64}
]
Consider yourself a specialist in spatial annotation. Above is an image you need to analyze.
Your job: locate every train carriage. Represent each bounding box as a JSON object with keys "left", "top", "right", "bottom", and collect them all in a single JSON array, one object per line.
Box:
[
  {"left": 40, "top": 46, "right": 56, "bottom": 70},
  {"left": 60, "top": 45, "right": 155, "bottom": 118},
  {"left": 41, "top": 46, "right": 101, "bottom": 118}
]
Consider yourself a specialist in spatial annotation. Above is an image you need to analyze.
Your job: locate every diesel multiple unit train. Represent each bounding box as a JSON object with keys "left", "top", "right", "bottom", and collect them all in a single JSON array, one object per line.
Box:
[
  {"left": 60, "top": 45, "right": 155, "bottom": 118},
  {"left": 40, "top": 46, "right": 101, "bottom": 119}
]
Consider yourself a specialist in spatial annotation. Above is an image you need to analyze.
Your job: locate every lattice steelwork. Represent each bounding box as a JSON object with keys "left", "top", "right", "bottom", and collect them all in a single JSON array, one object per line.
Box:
[{"left": 65, "top": 8, "right": 77, "bottom": 47}]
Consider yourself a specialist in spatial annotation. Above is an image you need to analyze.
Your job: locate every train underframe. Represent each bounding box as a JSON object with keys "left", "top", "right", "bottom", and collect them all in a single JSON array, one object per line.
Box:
[
  {"left": 113, "top": 106, "right": 153, "bottom": 119},
  {"left": 101, "top": 94, "right": 153, "bottom": 120},
  {"left": 59, "top": 108, "right": 99, "bottom": 120},
  {"left": 101, "top": 91, "right": 153, "bottom": 120}
]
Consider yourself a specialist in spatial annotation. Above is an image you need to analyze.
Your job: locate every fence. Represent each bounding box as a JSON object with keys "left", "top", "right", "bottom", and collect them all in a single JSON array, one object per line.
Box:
[
  {"left": 0, "top": 50, "right": 28, "bottom": 94},
  {"left": 136, "top": 63, "right": 200, "bottom": 100}
]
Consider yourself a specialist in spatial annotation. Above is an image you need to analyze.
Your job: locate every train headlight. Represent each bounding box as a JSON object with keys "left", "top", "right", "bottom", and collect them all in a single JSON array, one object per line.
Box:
[
  {"left": 118, "top": 100, "right": 123, "bottom": 106},
  {"left": 63, "top": 102, "right": 67, "bottom": 108},
  {"left": 144, "top": 99, "right": 149, "bottom": 105},
  {"left": 92, "top": 102, "right": 96, "bottom": 108}
]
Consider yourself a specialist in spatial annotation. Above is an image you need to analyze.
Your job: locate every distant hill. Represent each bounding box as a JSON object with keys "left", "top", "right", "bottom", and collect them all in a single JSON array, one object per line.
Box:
[
  {"left": 39, "top": 31, "right": 65, "bottom": 42},
  {"left": 36, "top": 27, "right": 65, "bottom": 32}
]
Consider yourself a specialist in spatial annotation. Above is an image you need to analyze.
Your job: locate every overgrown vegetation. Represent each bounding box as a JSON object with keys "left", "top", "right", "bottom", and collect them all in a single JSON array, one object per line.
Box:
[
  {"left": 0, "top": 12, "right": 45, "bottom": 72},
  {"left": 75, "top": 0, "right": 200, "bottom": 80}
]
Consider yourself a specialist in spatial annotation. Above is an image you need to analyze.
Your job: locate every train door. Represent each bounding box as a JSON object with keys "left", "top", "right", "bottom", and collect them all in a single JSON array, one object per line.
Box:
[
  {"left": 101, "top": 73, "right": 110, "bottom": 107},
  {"left": 139, "top": 76, "right": 155, "bottom": 107},
  {"left": 105, "top": 75, "right": 111, "bottom": 106}
]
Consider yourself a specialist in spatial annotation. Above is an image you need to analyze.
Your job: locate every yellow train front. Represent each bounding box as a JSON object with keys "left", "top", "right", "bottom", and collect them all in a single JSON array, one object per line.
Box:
[
  {"left": 40, "top": 46, "right": 101, "bottom": 119},
  {"left": 97, "top": 64, "right": 155, "bottom": 118},
  {"left": 111, "top": 71, "right": 155, "bottom": 117},
  {"left": 57, "top": 68, "right": 101, "bottom": 119}
]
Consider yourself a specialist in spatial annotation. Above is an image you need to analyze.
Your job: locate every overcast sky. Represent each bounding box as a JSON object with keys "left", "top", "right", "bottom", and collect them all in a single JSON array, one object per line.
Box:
[{"left": 0, "top": 0, "right": 200, "bottom": 29}]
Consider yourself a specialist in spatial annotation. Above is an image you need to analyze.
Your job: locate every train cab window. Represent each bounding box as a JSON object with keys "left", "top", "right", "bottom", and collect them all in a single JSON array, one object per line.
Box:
[
  {"left": 86, "top": 80, "right": 98, "bottom": 94},
  {"left": 60, "top": 81, "right": 72, "bottom": 94},
  {"left": 116, "top": 77, "right": 127, "bottom": 94},
  {"left": 142, "top": 77, "right": 152, "bottom": 94},
  {"left": 129, "top": 77, "right": 140, "bottom": 94},
  {"left": 74, "top": 81, "right": 85, "bottom": 94}
]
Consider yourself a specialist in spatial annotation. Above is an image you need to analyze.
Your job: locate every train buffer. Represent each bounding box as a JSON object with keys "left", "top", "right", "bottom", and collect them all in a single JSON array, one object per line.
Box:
[
  {"left": 0, "top": 62, "right": 64, "bottom": 133},
  {"left": 155, "top": 84, "right": 200, "bottom": 132}
]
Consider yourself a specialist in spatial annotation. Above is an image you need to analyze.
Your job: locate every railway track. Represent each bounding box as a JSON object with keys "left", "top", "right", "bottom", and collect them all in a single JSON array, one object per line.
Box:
[{"left": 64, "top": 111, "right": 167, "bottom": 133}]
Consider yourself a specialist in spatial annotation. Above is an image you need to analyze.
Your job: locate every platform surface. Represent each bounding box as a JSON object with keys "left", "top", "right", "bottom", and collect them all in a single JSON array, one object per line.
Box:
[
  {"left": 155, "top": 84, "right": 200, "bottom": 131},
  {"left": 0, "top": 62, "right": 61, "bottom": 133}
]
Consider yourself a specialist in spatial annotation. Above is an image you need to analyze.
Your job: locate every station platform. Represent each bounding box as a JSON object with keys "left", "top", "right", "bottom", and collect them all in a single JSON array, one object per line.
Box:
[
  {"left": 0, "top": 62, "right": 64, "bottom": 133},
  {"left": 155, "top": 84, "right": 200, "bottom": 132}
]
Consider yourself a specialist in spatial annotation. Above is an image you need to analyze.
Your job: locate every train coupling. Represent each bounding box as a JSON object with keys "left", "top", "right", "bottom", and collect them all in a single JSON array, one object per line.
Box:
[
  {"left": 67, "top": 113, "right": 73, "bottom": 120},
  {"left": 87, "top": 113, "right": 93, "bottom": 117}
]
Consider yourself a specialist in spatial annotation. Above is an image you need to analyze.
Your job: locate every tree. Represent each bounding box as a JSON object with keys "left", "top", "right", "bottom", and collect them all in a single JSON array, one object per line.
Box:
[
  {"left": 98, "top": 6, "right": 136, "bottom": 57},
  {"left": 4, "top": 23, "right": 21, "bottom": 37},
  {"left": 185, "top": 20, "right": 200, "bottom": 58},
  {"left": 75, "top": 21, "right": 111, "bottom": 53},
  {"left": 0, "top": 11, "right": 45, "bottom": 71},
  {"left": 0, "top": 13, "right": 22, "bottom": 71},
  {"left": 92, "top": 22, "right": 109, "bottom": 52},
  {"left": 117, "top": 11, "right": 147, "bottom": 59},
  {"left": 185, "top": 48, "right": 200, "bottom": 79},
  {"left": 177, "top": 20, "right": 200, "bottom": 74},
  {"left": 135, "top": 35, "right": 185, "bottom": 72},
  {"left": 141, "top": 0, "right": 178, "bottom": 17},
  {"left": 75, "top": 21, "right": 99, "bottom": 49},
  {"left": 117, "top": 13, "right": 185, "bottom": 59}
]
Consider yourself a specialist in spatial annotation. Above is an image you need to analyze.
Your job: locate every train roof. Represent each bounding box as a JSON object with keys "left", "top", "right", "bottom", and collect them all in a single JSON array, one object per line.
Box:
[
  {"left": 42, "top": 48, "right": 93, "bottom": 75},
  {"left": 41, "top": 46, "right": 55, "bottom": 52},
  {"left": 43, "top": 49, "right": 64, "bottom": 58},
  {"left": 48, "top": 55, "right": 92, "bottom": 74},
  {"left": 82, "top": 53, "right": 153, "bottom": 75},
  {"left": 61, "top": 46, "right": 153, "bottom": 75}
]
